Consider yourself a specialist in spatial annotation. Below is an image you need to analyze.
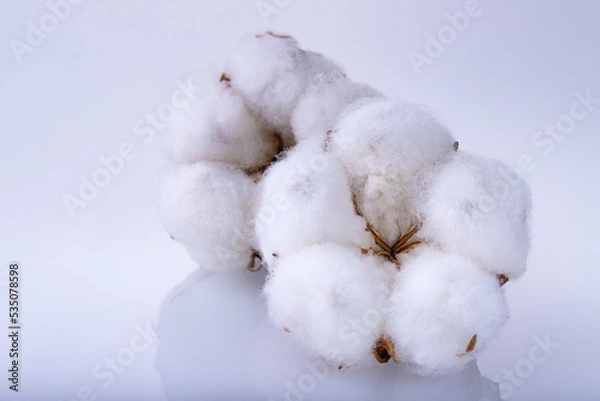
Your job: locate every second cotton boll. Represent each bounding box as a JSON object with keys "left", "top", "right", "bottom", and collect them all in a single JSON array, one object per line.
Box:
[
  {"left": 386, "top": 247, "right": 509, "bottom": 375},
  {"left": 162, "top": 69, "right": 278, "bottom": 170},
  {"left": 264, "top": 243, "right": 394, "bottom": 367},
  {"left": 417, "top": 153, "right": 532, "bottom": 279},
  {"left": 291, "top": 70, "right": 381, "bottom": 142},
  {"left": 156, "top": 162, "right": 257, "bottom": 271},
  {"left": 328, "top": 97, "right": 456, "bottom": 244},
  {"left": 255, "top": 140, "right": 373, "bottom": 267},
  {"left": 224, "top": 32, "right": 340, "bottom": 147}
]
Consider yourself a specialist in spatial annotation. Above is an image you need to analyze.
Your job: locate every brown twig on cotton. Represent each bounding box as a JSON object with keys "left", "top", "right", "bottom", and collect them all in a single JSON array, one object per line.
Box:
[
  {"left": 352, "top": 194, "right": 421, "bottom": 269},
  {"left": 497, "top": 274, "right": 509, "bottom": 287},
  {"left": 373, "top": 335, "right": 400, "bottom": 364},
  {"left": 219, "top": 73, "right": 231, "bottom": 83},
  {"left": 255, "top": 31, "right": 292, "bottom": 39},
  {"left": 248, "top": 250, "right": 262, "bottom": 271},
  {"left": 457, "top": 334, "right": 478, "bottom": 357}
]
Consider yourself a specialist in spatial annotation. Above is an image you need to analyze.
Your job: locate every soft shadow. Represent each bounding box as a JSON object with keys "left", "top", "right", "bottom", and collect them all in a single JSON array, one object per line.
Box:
[{"left": 154, "top": 268, "right": 500, "bottom": 401}]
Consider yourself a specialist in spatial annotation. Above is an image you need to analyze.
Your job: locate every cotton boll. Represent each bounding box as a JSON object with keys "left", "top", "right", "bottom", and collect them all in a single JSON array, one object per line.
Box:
[
  {"left": 163, "top": 69, "right": 278, "bottom": 169},
  {"left": 264, "top": 244, "right": 394, "bottom": 367},
  {"left": 255, "top": 140, "right": 373, "bottom": 267},
  {"left": 386, "top": 247, "right": 509, "bottom": 375},
  {"left": 328, "top": 98, "right": 455, "bottom": 243},
  {"left": 417, "top": 152, "right": 532, "bottom": 279},
  {"left": 291, "top": 70, "right": 382, "bottom": 142},
  {"left": 330, "top": 98, "right": 455, "bottom": 180},
  {"left": 156, "top": 161, "right": 257, "bottom": 271},
  {"left": 224, "top": 32, "right": 341, "bottom": 147}
]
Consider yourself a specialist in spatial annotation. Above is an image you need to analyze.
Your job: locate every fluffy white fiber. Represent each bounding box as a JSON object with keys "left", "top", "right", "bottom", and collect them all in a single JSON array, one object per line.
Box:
[
  {"left": 163, "top": 69, "right": 278, "bottom": 169},
  {"left": 264, "top": 243, "right": 394, "bottom": 367},
  {"left": 291, "top": 70, "right": 381, "bottom": 142},
  {"left": 224, "top": 32, "right": 340, "bottom": 147},
  {"left": 418, "top": 153, "right": 532, "bottom": 278},
  {"left": 156, "top": 162, "right": 256, "bottom": 271},
  {"left": 387, "top": 246, "right": 509, "bottom": 375},
  {"left": 156, "top": 32, "right": 532, "bottom": 377},
  {"left": 330, "top": 97, "right": 455, "bottom": 179},
  {"left": 256, "top": 140, "right": 373, "bottom": 267},
  {"left": 329, "top": 97, "right": 456, "bottom": 243}
]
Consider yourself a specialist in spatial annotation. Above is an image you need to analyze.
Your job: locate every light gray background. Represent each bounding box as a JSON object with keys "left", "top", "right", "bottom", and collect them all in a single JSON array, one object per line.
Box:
[{"left": 1, "top": 1, "right": 599, "bottom": 400}]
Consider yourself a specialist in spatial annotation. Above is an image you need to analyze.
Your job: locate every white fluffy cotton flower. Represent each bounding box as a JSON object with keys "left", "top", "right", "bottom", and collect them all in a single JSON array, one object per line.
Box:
[
  {"left": 264, "top": 243, "right": 395, "bottom": 367},
  {"left": 386, "top": 246, "right": 509, "bottom": 375},
  {"left": 291, "top": 70, "right": 381, "bottom": 142},
  {"left": 156, "top": 161, "right": 257, "bottom": 271},
  {"left": 155, "top": 32, "right": 533, "bottom": 378},
  {"left": 329, "top": 97, "right": 456, "bottom": 244},
  {"left": 255, "top": 140, "right": 373, "bottom": 267},
  {"left": 163, "top": 69, "right": 278, "bottom": 169},
  {"left": 224, "top": 32, "right": 341, "bottom": 147},
  {"left": 417, "top": 152, "right": 532, "bottom": 279}
]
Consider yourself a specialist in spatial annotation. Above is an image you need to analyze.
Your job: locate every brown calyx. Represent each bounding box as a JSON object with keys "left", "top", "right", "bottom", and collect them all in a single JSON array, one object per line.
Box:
[
  {"left": 373, "top": 335, "right": 400, "bottom": 364},
  {"left": 353, "top": 194, "right": 422, "bottom": 269}
]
